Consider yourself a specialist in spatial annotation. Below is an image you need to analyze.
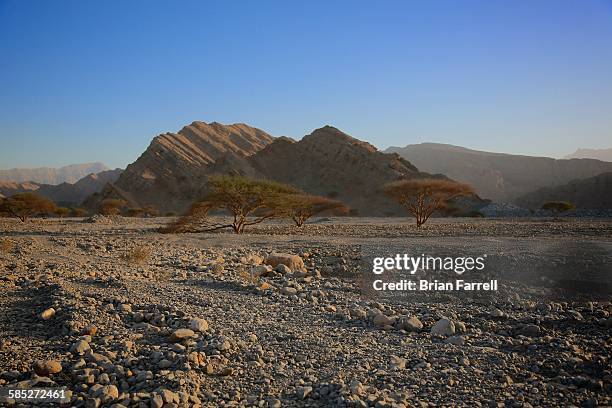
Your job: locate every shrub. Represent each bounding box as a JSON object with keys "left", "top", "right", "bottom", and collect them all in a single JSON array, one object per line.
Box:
[
  {"left": 55, "top": 207, "right": 71, "bottom": 218},
  {"left": 542, "top": 201, "right": 575, "bottom": 217},
  {"left": 126, "top": 207, "right": 144, "bottom": 217},
  {"left": 0, "top": 238, "right": 14, "bottom": 253},
  {"left": 0, "top": 193, "right": 57, "bottom": 222},
  {"left": 282, "top": 194, "right": 348, "bottom": 227},
  {"left": 71, "top": 208, "right": 88, "bottom": 217},
  {"left": 142, "top": 205, "right": 159, "bottom": 217},
  {"left": 120, "top": 245, "right": 151, "bottom": 265},
  {"left": 99, "top": 199, "right": 127, "bottom": 216},
  {"left": 384, "top": 178, "right": 474, "bottom": 227}
]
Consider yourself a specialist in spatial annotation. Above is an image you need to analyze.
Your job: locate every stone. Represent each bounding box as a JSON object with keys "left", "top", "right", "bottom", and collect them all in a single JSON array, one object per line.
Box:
[
  {"left": 189, "top": 318, "right": 209, "bottom": 332},
  {"left": 150, "top": 394, "right": 164, "bottom": 408},
  {"left": 296, "top": 386, "right": 313, "bottom": 399},
  {"left": 40, "top": 308, "right": 56, "bottom": 320},
  {"left": 517, "top": 324, "right": 541, "bottom": 337},
  {"left": 250, "top": 265, "right": 272, "bottom": 277},
  {"left": 281, "top": 287, "right": 298, "bottom": 296},
  {"left": 275, "top": 264, "right": 292, "bottom": 274},
  {"left": 158, "top": 359, "right": 173, "bottom": 369},
  {"left": 94, "top": 384, "right": 119, "bottom": 402},
  {"left": 350, "top": 308, "right": 367, "bottom": 319},
  {"left": 71, "top": 339, "right": 91, "bottom": 354},
  {"left": 82, "top": 324, "right": 98, "bottom": 336},
  {"left": 350, "top": 380, "right": 365, "bottom": 396},
  {"left": 33, "top": 360, "right": 62, "bottom": 376},
  {"left": 398, "top": 316, "right": 423, "bottom": 332},
  {"left": 169, "top": 329, "right": 195, "bottom": 342},
  {"left": 372, "top": 313, "right": 395, "bottom": 328},
  {"left": 446, "top": 335, "right": 465, "bottom": 346},
  {"left": 160, "top": 389, "right": 179, "bottom": 403},
  {"left": 265, "top": 253, "right": 306, "bottom": 272},
  {"left": 430, "top": 318, "right": 455, "bottom": 336}
]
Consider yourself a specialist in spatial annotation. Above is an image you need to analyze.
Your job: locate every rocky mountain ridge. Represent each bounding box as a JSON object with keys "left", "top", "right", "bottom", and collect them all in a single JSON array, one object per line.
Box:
[
  {"left": 95, "top": 123, "right": 478, "bottom": 216},
  {"left": 386, "top": 143, "right": 612, "bottom": 203}
]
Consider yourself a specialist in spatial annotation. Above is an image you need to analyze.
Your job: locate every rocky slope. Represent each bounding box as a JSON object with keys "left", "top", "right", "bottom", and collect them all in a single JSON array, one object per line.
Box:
[
  {"left": 386, "top": 143, "right": 612, "bottom": 203},
  {"left": 246, "top": 126, "right": 432, "bottom": 216},
  {"left": 100, "top": 124, "right": 484, "bottom": 216},
  {"left": 515, "top": 172, "right": 612, "bottom": 209},
  {"left": 0, "top": 169, "right": 122, "bottom": 205},
  {"left": 0, "top": 162, "right": 109, "bottom": 185},
  {"left": 564, "top": 148, "right": 612, "bottom": 162},
  {"left": 113, "top": 121, "right": 274, "bottom": 211}
]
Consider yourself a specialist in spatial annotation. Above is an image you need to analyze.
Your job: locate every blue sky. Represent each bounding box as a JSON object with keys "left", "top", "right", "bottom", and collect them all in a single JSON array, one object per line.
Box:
[{"left": 1, "top": 0, "right": 611, "bottom": 169}]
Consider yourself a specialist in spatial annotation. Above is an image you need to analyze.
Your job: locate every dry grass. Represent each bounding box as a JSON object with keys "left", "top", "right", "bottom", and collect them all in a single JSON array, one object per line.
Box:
[
  {"left": 0, "top": 238, "right": 14, "bottom": 253},
  {"left": 121, "top": 245, "right": 152, "bottom": 266},
  {"left": 238, "top": 268, "right": 258, "bottom": 285}
]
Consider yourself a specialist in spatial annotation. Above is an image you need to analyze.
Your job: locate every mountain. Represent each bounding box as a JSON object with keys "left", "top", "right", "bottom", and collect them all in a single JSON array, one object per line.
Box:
[
  {"left": 0, "top": 162, "right": 109, "bottom": 185},
  {"left": 91, "top": 123, "right": 486, "bottom": 216},
  {"left": 516, "top": 172, "right": 612, "bottom": 209},
  {"left": 564, "top": 148, "right": 612, "bottom": 162},
  {"left": 386, "top": 143, "right": 612, "bottom": 203},
  {"left": 0, "top": 169, "right": 122, "bottom": 205},
  {"left": 113, "top": 121, "right": 274, "bottom": 211},
  {"left": 244, "top": 126, "right": 430, "bottom": 216}
]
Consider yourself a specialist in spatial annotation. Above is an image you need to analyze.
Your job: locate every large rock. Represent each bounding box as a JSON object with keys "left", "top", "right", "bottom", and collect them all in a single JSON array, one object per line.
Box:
[
  {"left": 169, "top": 329, "right": 195, "bottom": 342},
  {"left": 189, "top": 318, "right": 209, "bottom": 332},
  {"left": 33, "top": 360, "right": 62, "bottom": 376},
  {"left": 430, "top": 318, "right": 455, "bottom": 336},
  {"left": 398, "top": 316, "right": 423, "bottom": 332},
  {"left": 265, "top": 253, "right": 306, "bottom": 272}
]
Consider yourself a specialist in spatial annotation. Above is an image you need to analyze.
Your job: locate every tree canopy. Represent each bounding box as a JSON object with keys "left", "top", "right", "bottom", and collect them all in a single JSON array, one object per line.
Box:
[
  {"left": 384, "top": 178, "right": 474, "bottom": 227},
  {"left": 0, "top": 193, "right": 57, "bottom": 222}
]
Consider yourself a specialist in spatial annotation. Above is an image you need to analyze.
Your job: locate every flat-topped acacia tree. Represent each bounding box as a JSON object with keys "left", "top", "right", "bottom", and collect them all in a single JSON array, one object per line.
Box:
[
  {"left": 175, "top": 175, "right": 301, "bottom": 234},
  {"left": 0, "top": 192, "right": 57, "bottom": 222},
  {"left": 384, "top": 178, "right": 474, "bottom": 227},
  {"left": 542, "top": 201, "right": 575, "bottom": 219}
]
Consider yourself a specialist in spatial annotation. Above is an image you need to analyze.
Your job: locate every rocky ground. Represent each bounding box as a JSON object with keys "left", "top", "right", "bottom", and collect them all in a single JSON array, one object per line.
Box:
[{"left": 0, "top": 216, "right": 610, "bottom": 407}]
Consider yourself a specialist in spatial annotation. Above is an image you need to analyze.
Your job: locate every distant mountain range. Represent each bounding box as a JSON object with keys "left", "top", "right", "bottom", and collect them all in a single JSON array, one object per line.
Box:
[
  {"left": 88, "top": 122, "right": 486, "bottom": 216},
  {"left": 564, "top": 148, "right": 612, "bottom": 162},
  {"left": 0, "top": 162, "right": 109, "bottom": 185},
  {"left": 4, "top": 126, "right": 611, "bottom": 213},
  {"left": 0, "top": 169, "right": 122, "bottom": 206},
  {"left": 516, "top": 172, "right": 612, "bottom": 209},
  {"left": 386, "top": 143, "right": 612, "bottom": 203}
]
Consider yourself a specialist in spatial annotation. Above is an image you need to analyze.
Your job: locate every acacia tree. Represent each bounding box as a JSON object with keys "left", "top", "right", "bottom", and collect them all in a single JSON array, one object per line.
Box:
[
  {"left": 166, "top": 175, "right": 301, "bottom": 234},
  {"left": 99, "top": 199, "right": 127, "bottom": 216},
  {"left": 282, "top": 194, "right": 349, "bottom": 227},
  {"left": 55, "top": 207, "right": 71, "bottom": 218},
  {"left": 542, "top": 201, "right": 575, "bottom": 218},
  {"left": 384, "top": 178, "right": 474, "bottom": 227},
  {"left": 0, "top": 193, "right": 57, "bottom": 222}
]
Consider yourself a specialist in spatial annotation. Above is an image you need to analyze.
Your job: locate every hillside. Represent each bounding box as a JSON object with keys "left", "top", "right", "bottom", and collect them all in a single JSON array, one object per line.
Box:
[
  {"left": 0, "top": 162, "right": 109, "bottom": 184},
  {"left": 386, "top": 143, "right": 612, "bottom": 203},
  {"left": 92, "top": 123, "right": 486, "bottom": 216},
  {"left": 113, "top": 121, "right": 274, "bottom": 211},
  {"left": 515, "top": 172, "right": 612, "bottom": 209}
]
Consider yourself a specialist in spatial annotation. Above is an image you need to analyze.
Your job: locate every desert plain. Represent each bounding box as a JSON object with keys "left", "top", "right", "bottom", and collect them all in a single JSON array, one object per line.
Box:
[{"left": 0, "top": 216, "right": 610, "bottom": 407}]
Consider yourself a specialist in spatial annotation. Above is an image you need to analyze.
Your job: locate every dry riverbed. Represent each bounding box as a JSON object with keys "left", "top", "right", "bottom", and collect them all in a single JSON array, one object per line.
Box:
[{"left": 0, "top": 216, "right": 610, "bottom": 407}]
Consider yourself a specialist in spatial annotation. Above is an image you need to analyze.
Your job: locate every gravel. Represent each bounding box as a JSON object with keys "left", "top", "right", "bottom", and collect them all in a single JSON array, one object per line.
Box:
[{"left": 0, "top": 217, "right": 610, "bottom": 407}]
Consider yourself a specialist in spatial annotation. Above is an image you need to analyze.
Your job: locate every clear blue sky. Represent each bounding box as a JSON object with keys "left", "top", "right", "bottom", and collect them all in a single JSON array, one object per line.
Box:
[{"left": 1, "top": 0, "right": 611, "bottom": 169}]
